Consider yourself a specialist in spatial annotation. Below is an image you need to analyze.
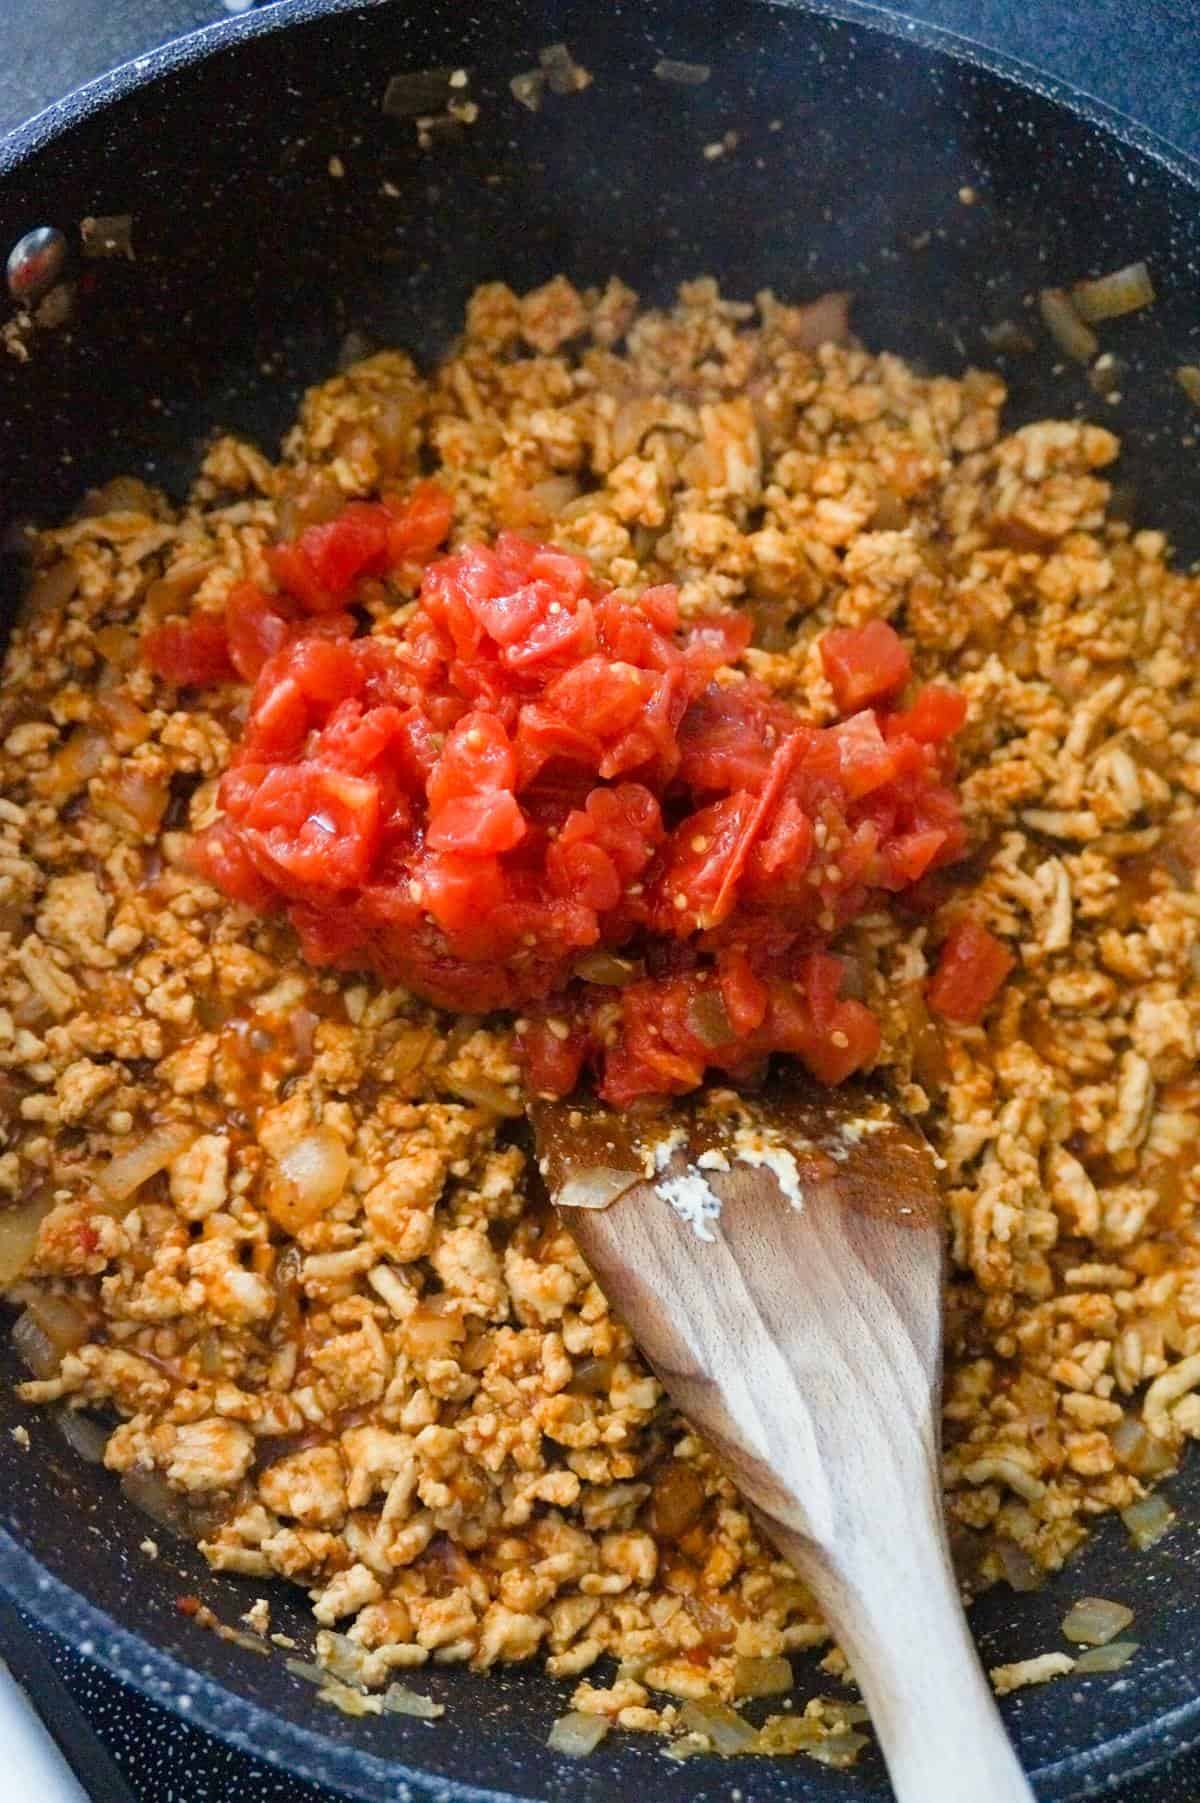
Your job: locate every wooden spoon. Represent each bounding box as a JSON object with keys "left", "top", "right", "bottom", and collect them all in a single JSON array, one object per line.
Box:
[{"left": 532, "top": 1083, "right": 1035, "bottom": 1803}]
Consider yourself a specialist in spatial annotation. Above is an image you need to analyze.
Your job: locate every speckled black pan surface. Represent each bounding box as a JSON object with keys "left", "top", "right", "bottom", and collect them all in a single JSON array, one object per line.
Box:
[{"left": 1, "top": 2, "right": 1200, "bottom": 1797}]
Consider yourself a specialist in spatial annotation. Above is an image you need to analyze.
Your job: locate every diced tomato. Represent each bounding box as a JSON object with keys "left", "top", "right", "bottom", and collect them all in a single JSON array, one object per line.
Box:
[
  {"left": 821, "top": 619, "right": 911, "bottom": 714},
  {"left": 383, "top": 481, "right": 454, "bottom": 562},
  {"left": 519, "top": 1018, "right": 588, "bottom": 1097},
  {"left": 717, "top": 949, "right": 768, "bottom": 1036},
  {"left": 427, "top": 712, "right": 517, "bottom": 811},
  {"left": 225, "top": 583, "right": 293, "bottom": 681},
  {"left": 190, "top": 820, "right": 277, "bottom": 908},
  {"left": 143, "top": 614, "right": 234, "bottom": 686},
  {"left": 831, "top": 710, "right": 899, "bottom": 800},
  {"left": 927, "top": 919, "right": 1015, "bottom": 1024},
  {"left": 884, "top": 684, "right": 968, "bottom": 744},
  {"left": 241, "top": 764, "right": 381, "bottom": 892},
  {"left": 198, "top": 529, "right": 970, "bottom": 1105},
  {"left": 427, "top": 790, "right": 526, "bottom": 855},
  {"left": 420, "top": 850, "right": 508, "bottom": 934}
]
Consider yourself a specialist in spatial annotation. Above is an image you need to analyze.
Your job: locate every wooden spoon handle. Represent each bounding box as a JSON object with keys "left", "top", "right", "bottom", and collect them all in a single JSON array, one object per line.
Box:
[{"left": 768, "top": 1509, "right": 1034, "bottom": 1803}]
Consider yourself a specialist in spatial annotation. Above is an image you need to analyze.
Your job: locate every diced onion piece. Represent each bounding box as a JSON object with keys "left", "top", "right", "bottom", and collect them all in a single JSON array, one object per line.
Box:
[
  {"left": 80, "top": 215, "right": 133, "bottom": 260},
  {"left": 568, "top": 1355, "right": 614, "bottom": 1396},
  {"left": 995, "top": 1537, "right": 1041, "bottom": 1592},
  {"left": 649, "top": 1458, "right": 707, "bottom": 1539},
  {"left": 92, "top": 766, "right": 170, "bottom": 838},
  {"left": 24, "top": 1292, "right": 91, "bottom": 1354},
  {"left": 273, "top": 1127, "right": 350, "bottom": 1227},
  {"left": 381, "top": 69, "right": 456, "bottom": 119},
  {"left": 120, "top": 1468, "right": 225, "bottom": 1540},
  {"left": 316, "top": 1679, "right": 377, "bottom": 1717},
  {"left": 1075, "top": 1641, "right": 1139, "bottom": 1674},
  {"left": 285, "top": 1657, "right": 328, "bottom": 1687},
  {"left": 732, "top": 1654, "right": 793, "bottom": 1698},
  {"left": 441, "top": 1073, "right": 523, "bottom": 1118},
  {"left": 664, "top": 1733, "right": 708, "bottom": 1762},
  {"left": 679, "top": 1698, "right": 758, "bottom": 1755},
  {"left": 0, "top": 1197, "right": 54, "bottom": 1285},
  {"left": 1062, "top": 1597, "right": 1134, "bottom": 1646},
  {"left": 77, "top": 476, "right": 161, "bottom": 519},
  {"left": 1039, "top": 288, "right": 1099, "bottom": 362},
  {"left": 12, "top": 1309, "right": 58, "bottom": 1378},
  {"left": 653, "top": 58, "right": 711, "bottom": 85},
  {"left": 557, "top": 1167, "right": 640, "bottom": 1211},
  {"left": 1121, "top": 1493, "right": 1176, "bottom": 1549},
  {"left": 792, "top": 290, "right": 852, "bottom": 350},
  {"left": 99, "top": 1122, "right": 196, "bottom": 1205},
  {"left": 1071, "top": 261, "right": 1155, "bottom": 323},
  {"left": 573, "top": 950, "right": 638, "bottom": 987},
  {"left": 42, "top": 729, "right": 107, "bottom": 804},
  {"left": 807, "top": 1730, "right": 871, "bottom": 1769},
  {"left": 982, "top": 320, "right": 1036, "bottom": 355},
  {"left": 1176, "top": 366, "right": 1200, "bottom": 408},
  {"left": 54, "top": 1406, "right": 109, "bottom": 1464},
  {"left": 24, "top": 560, "right": 79, "bottom": 619},
  {"left": 755, "top": 1713, "right": 824, "bottom": 1754},
  {"left": 537, "top": 42, "right": 588, "bottom": 95},
  {"left": 381, "top": 1682, "right": 444, "bottom": 1719},
  {"left": 547, "top": 1710, "right": 609, "bottom": 1757},
  {"left": 401, "top": 1298, "right": 466, "bottom": 1358},
  {"left": 1111, "top": 1414, "right": 1177, "bottom": 1479},
  {"left": 510, "top": 70, "right": 546, "bottom": 112}
]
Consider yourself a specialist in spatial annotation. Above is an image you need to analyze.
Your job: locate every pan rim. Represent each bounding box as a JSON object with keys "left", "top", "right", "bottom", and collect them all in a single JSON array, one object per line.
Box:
[{"left": 1, "top": 1, "right": 1198, "bottom": 1796}]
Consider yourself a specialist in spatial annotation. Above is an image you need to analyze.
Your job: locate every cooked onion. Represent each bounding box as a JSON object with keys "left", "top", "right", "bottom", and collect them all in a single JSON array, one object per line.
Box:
[
  {"left": 402, "top": 1298, "right": 466, "bottom": 1357},
  {"left": 442, "top": 1073, "right": 523, "bottom": 1117},
  {"left": 55, "top": 1406, "right": 109, "bottom": 1464},
  {"left": 1071, "top": 261, "right": 1155, "bottom": 323},
  {"left": 755, "top": 1714, "right": 823, "bottom": 1754},
  {"left": 1075, "top": 1640, "right": 1139, "bottom": 1673},
  {"left": 732, "top": 1654, "right": 793, "bottom": 1698},
  {"left": 1121, "top": 1493, "right": 1176, "bottom": 1549},
  {"left": 547, "top": 1710, "right": 609, "bottom": 1756},
  {"left": 679, "top": 1698, "right": 758, "bottom": 1755},
  {"left": 0, "top": 1196, "right": 54, "bottom": 1285},
  {"left": 1039, "top": 289, "right": 1099, "bottom": 362},
  {"left": 42, "top": 729, "right": 107, "bottom": 804},
  {"left": 572, "top": 950, "right": 638, "bottom": 987},
  {"left": 120, "top": 1469, "right": 228, "bottom": 1540},
  {"left": 792, "top": 290, "right": 852, "bottom": 350},
  {"left": 1176, "top": 366, "right": 1200, "bottom": 408},
  {"left": 92, "top": 766, "right": 170, "bottom": 838},
  {"left": 806, "top": 1730, "right": 871, "bottom": 1769},
  {"left": 24, "top": 560, "right": 79, "bottom": 619},
  {"left": 995, "top": 1537, "right": 1041, "bottom": 1593},
  {"left": 982, "top": 320, "right": 1036, "bottom": 355},
  {"left": 12, "top": 1309, "right": 58, "bottom": 1378},
  {"left": 275, "top": 1128, "right": 350, "bottom": 1218},
  {"left": 1062, "top": 1597, "right": 1134, "bottom": 1646},
  {"left": 382, "top": 1681, "right": 443, "bottom": 1719},
  {"left": 99, "top": 1122, "right": 195, "bottom": 1206},
  {"left": 557, "top": 1167, "right": 640, "bottom": 1211},
  {"left": 1111, "top": 1415, "right": 1176, "bottom": 1478},
  {"left": 80, "top": 215, "right": 134, "bottom": 261},
  {"left": 653, "top": 58, "right": 710, "bottom": 85},
  {"left": 23, "top": 1292, "right": 90, "bottom": 1355},
  {"left": 649, "top": 1458, "right": 707, "bottom": 1539}
]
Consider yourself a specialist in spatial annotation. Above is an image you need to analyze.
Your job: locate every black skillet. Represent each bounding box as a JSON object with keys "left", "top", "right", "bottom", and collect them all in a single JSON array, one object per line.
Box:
[{"left": 1, "top": 2, "right": 1200, "bottom": 1797}]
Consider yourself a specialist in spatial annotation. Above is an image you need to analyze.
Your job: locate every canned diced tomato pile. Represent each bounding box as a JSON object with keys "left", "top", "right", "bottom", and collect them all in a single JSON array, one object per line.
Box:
[{"left": 147, "top": 495, "right": 1006, "bottom": 1104}]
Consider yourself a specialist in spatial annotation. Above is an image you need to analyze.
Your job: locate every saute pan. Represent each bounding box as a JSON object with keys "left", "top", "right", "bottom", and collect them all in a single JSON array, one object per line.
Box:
[{"left": 2, "top": 2, "right": 1200, "bottom": 1797}]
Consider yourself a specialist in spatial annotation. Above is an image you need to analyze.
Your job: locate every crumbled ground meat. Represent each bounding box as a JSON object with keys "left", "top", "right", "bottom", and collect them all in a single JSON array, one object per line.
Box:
[{"left": 3, "top": 276, "right": 1200, "bottom": 1735}]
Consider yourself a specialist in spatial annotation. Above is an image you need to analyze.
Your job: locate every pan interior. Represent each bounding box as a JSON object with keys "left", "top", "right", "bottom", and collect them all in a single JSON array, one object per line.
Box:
[{"left": 1, "top": 2, "right": 1199, "bottom": 1798}]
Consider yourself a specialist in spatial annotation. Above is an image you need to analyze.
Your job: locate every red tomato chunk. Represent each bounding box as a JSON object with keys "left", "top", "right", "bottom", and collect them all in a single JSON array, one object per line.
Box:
[
  {"left": 927, "top": 919, "right": 1015, "bottom": 1025},
  {"left": 171, "top": 498, "right": 981, "bottom": 1103}
]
